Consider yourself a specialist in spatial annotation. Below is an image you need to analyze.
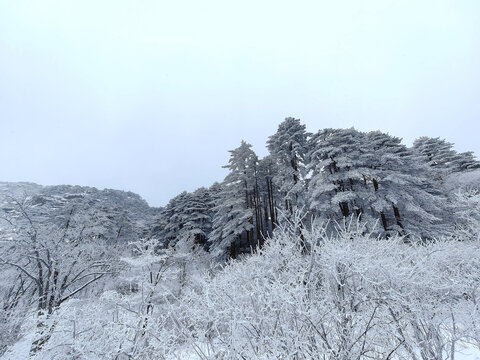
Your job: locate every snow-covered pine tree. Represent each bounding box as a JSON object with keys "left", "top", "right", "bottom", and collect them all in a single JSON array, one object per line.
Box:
[
  {"left": 267, "top": 117, "right": 310, "bottom": 218},
  {"left": 209, "top": 141, "right": 259, "bottom": 258},
  {"left": 365, "top": 131, "right": 450, "bottom": 237},
  {"left": 307, "top": 128, "right": 449, "bottom": 238},
  {"left": 413, "top": 136, "right": 480, "bottom": 173},
  {"left": 256, "top": 155, "right": 278, "bottom": 237},
  {"left": 203, "top": 182, "right": 223, "bottom": 250},
  {"left": 156, "top": 189, "right": 213, "bottom": 249},
  {"left": 161, "top": 191, "right": 189, "bottom": 245},
  {"left": 306, "top": 128, "right": 370, "bottom": 221},
  {"left": 180, "top": 187, "right": 213, "bottom": 248}
]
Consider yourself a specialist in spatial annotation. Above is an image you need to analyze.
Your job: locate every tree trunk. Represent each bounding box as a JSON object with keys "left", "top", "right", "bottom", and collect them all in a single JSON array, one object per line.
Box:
[
  {"left": 30, "top": 314, "right": 55, "bottom": 356},
  {"left": 392, "top": 205, "right": 405, "bottom": 232}
]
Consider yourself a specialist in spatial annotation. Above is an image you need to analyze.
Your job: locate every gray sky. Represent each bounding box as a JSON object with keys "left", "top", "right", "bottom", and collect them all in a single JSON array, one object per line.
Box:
[{"left": 1, "top": 0, "right": 479, "bottom": 207}]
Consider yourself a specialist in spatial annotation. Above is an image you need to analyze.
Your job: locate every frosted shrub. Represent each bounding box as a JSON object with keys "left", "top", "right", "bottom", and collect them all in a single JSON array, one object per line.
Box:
[
  {"left": 19, "top": 222, "right": 480, "bottom": 360},
  {"left": 173, "top": 223, "right": 480, "bottom": 359}
]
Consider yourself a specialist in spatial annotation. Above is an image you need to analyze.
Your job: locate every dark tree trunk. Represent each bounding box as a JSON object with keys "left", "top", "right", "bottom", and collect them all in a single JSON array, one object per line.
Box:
[
  {"left": 380, "top": 211, "right": 389, "bottom": 232},
  {"left": 339, "top": 202, "right": 350, "bottom": 218},
  {"left": 392, "top": 205, "right": 405, "bottom": 230},
  {"left": 266, "top": 177, "right": 277, "bottom": 230}
]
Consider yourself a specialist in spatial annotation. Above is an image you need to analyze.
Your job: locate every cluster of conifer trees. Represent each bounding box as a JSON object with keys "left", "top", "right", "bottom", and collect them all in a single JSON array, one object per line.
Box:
[{"left": 153, "top": 118, "right": 480, "bottom": 258}]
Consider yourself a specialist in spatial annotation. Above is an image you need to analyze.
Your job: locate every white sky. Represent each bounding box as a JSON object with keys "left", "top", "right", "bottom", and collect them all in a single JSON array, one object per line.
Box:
[{"left": 1, "top": 0, "right": 479, "bottom": 206}]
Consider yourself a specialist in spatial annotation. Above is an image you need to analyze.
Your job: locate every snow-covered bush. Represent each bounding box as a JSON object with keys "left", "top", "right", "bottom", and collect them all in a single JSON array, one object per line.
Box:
[
  {"left": 168, "top": 222, "right": 480, "bottom": 359},
  {"left": 4, "top": 221, "right": 480, "bottom": 359}
]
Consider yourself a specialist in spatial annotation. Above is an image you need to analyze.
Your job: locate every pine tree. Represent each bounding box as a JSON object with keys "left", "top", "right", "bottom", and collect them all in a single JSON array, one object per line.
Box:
[
  {"left": 161, "top": 191, "right": 189, "bottom": 245},
  {"left": 413, "top": 136, "right": 480, "bottom": 173},
  {"left": 307, "top": 128, "right": 370, "bottom": 220},
  {"left": 155, "top": 189, "right": 214, "bottom": 250},
  {"left": 180, "top": 187, "right": 213, "bottom": 248},
  {"left": 307, "top": 128, "right": 449, "bottom": 238},
  {"left": 210, "top": 141, "right": 259, "bottom": 258},
  {"left": 257, "top": 155, "right": 278, "bottom": 237},
  {"left": 366, "top": 131, "right": 449, "bottom": 237},
  {"left": 267, "top": 117, "right": 310, "bottom": 218}
]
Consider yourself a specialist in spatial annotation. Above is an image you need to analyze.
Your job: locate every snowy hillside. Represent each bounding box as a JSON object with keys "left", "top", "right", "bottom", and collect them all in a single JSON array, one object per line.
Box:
[{"left": 1, "top": 120, "right": 480, "bottom": 359}]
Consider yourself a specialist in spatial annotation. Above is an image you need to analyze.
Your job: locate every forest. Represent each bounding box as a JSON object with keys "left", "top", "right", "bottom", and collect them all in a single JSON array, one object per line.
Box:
[{"left": 1, "top": 118, "right": 480, "bottom": 359}]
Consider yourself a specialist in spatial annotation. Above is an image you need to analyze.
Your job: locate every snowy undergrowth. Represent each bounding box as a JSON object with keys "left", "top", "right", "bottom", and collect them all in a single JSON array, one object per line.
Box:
[{"left": 4, "top": 224, "right": 480, "bottom": 359}]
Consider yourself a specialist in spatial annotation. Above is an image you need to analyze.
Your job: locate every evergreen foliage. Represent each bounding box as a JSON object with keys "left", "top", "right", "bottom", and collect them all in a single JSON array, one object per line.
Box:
[
  {"left": 413, "top": 136, "right": 480, "bottom": 173},
  {"left": 146, "top": 118, "right": 480, "bottom": 257}
]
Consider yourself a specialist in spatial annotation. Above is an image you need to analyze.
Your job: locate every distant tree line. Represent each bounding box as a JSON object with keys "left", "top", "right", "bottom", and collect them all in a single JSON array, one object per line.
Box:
[{"left": 152, "top": 118, "right": 480, "bottom": 258}]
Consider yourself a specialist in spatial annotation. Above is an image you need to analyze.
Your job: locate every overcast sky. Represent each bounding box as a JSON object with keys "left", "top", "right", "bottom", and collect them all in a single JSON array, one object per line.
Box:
[{"left": 1, "top": 0, "right": 479, "bottom": 207}]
